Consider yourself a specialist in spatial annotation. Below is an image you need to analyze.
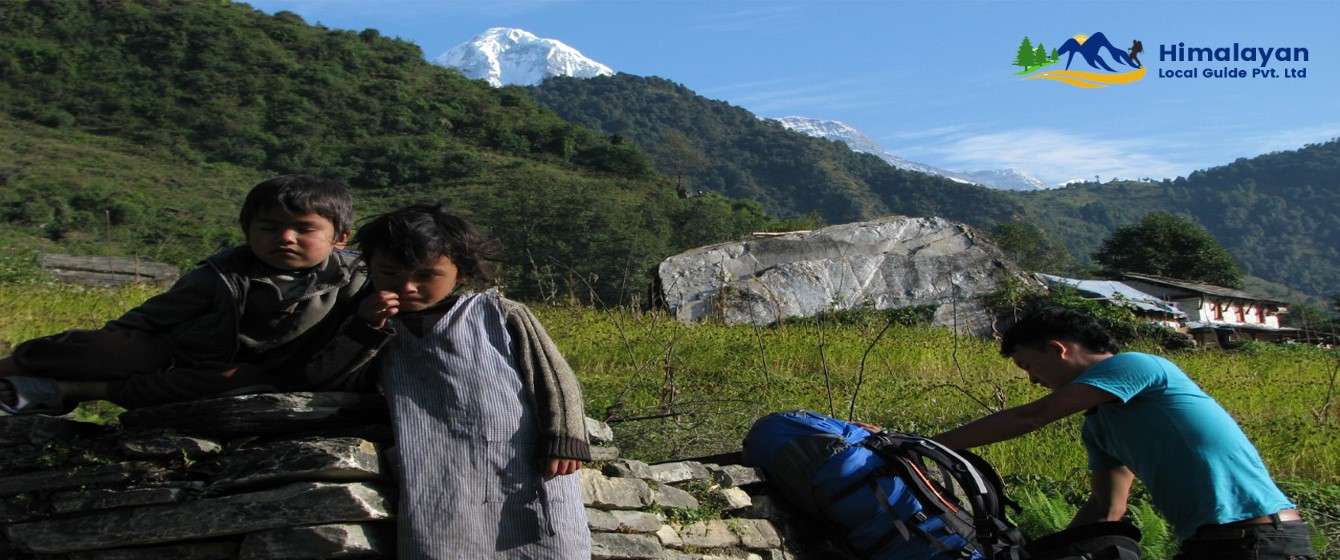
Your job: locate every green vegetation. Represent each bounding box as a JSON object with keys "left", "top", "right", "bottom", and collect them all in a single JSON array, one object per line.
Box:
[
  {"left": 1093, "top": 211, "right": 1245, "bottom": 288},
  {"left": 0, "top": 0, "right": 817, "bottom": 307},
  {"left": 529, "top": 74, "right": 1028, "bottom": 226},
  {"left": 5, "top": 0, "right": 1340, "bottom": 308},
  {"left": 3, "top": 281, "right": 1336, "bottom": 557},
  {"left": 529, "top": 73, "right": 1340, "bottom": 304},
  {"left": 1011, "top": 140, "right": 1340, "bottom": 303}
]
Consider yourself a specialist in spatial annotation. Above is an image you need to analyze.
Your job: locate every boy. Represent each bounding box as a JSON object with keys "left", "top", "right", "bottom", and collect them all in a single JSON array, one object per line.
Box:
[
  {"left": 932, "top": 307, "right": 1315, "bottom": 560},
  {"left": 0, "top": 174, "right": 380, "bottom": 413}
]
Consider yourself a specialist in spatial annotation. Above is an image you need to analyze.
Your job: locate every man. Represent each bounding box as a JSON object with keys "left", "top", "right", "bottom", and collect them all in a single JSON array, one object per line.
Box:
[{"left": 933, "top": 307, "right": 1315, "bottom": 559}]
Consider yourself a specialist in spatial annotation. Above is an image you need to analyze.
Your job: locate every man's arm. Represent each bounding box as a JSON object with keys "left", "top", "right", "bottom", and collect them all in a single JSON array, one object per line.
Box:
[
  {"left": 932, "top": 382, "right": 1116, "bottom": 450},
  {"left": 1070, "top": 466, "right": 1135, "bottom": 527}
]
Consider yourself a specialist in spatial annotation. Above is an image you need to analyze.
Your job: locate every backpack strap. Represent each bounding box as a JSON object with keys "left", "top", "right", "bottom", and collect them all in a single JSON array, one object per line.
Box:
[
  {"left": 853, "top": 474, "right": 981, "bottom": 558},
  {"left": 861, "top": 431, "right": 1030, "bottom": 558}
]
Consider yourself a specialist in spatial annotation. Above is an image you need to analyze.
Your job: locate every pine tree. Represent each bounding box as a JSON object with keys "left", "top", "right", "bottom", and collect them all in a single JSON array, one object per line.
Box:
[
  {"left": 1034, "top": 44, "right": 1048, "bottom": 67},
  {"left": 1014, "top": 37, "right": 1035, "bottom": 69}
]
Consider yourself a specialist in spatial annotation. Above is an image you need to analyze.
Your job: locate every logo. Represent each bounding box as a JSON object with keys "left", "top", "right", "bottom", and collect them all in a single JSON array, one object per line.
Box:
[{"left": 1014, "top": 32, "right": 1146, "bottom": 88}]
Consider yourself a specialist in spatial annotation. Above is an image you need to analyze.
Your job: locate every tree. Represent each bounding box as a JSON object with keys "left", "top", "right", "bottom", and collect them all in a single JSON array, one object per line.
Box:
[
  {"left": 1033, "top": 44, "right": 1048, "bottom": 67},
  {"left": 651, "top": 129, "right": 709, "bottom": 197},
  {"left": 1014, "top": 37, "right": 1035, "bottom": 70},
  {"left": 1092, "top": 211, "right": 1245, "bottom": 288},
  {"left": 988, "top": 221, "right": 1073, "bottom": 273}
]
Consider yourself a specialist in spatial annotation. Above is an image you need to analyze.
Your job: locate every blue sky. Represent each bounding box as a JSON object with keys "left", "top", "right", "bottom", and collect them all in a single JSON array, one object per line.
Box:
[{"left": 243, "top": 0, "right": 1339, "bottom": 185}]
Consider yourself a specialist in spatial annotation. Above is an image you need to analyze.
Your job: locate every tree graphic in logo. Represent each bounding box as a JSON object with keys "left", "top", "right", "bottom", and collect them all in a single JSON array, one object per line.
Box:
[
  {"left": 1015, "top": 32, "right": 1146, "bottom": 88},
  {"left": 1013, "top": 37, "right": 1060, "bottom": 72}
]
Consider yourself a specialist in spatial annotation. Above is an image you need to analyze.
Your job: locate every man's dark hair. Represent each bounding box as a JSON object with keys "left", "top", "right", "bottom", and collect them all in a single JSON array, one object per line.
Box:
[
  {"left": 352, "top": 202, "right": 499, "bottom": 290},
  {"left": 1000, "top": 307, "right": 1121, "bottom": 356},
  {"left": 239, "top": 175, "right": 355, "bottom": 235}
]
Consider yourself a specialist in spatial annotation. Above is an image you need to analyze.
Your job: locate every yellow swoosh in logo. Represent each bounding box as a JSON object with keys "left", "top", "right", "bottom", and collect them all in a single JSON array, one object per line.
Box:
[{"left": 1024, "top": 66, "right": 1147, "bottom": 88}]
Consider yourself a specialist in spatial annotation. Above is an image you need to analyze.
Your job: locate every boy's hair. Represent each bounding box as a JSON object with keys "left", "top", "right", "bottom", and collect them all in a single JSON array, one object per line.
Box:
[
  {"left": 240, "top": 175, "right": 355, "bottom": 235},
  {"left": 353, "top": 202, "right": 500, "bottom": 290},
  {"left": 1000, "top": 307, "right": 1121, "bottom": 356}
]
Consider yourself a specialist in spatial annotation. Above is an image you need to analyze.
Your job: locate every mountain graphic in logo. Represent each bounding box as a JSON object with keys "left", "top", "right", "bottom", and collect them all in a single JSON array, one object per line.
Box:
[{"left": 1016, "top": 32, "right": 1146, "bottom": 88}]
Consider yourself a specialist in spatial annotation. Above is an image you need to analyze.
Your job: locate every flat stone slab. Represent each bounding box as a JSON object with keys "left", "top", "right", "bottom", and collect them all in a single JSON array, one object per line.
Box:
[
  {"left": 0, "top": 462, "right": 158, "bottom": 498},
  {"left": 204, "top": 437, "right": 385, "bottom": 490},
  {"left": 118, "top": 393, "right": 388, "bottom": 439},
  {"left": 238, "top": 522, "right": 391, "bottom": 559},
  {"left": 581, "top": 469, "right": 652, "bottom": 510},
  {"left": 5, "top": 481, "right": 391, "bottom": 553}
]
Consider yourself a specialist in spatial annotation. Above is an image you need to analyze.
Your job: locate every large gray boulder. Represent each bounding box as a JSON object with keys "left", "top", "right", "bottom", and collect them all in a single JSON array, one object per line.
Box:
[{"left": 654, "top": 215, "right": 1028, "bottom": 334}]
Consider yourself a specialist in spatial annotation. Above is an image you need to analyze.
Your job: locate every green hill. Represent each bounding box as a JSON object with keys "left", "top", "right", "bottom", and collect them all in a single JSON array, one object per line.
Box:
[
  {"left": 0, "top": 0, "right": 808, "bottom": 305},
  {"left": 4, "top": 0, "right": 1338, "bottom": 304},
  {"left": 529, "top": 75, "right": 1340, "bottom": 303},
  {"left": 1013, "top": 141, "right": 1340, "bottom": 301},
  {"left": 529, "top": 74, "right": 1027, "bottom": 227}
]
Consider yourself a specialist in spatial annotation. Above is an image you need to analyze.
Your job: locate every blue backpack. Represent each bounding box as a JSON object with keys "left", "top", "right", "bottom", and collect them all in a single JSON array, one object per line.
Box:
[{"left": 743, "top": 410, "right": 1028, "bottom": 560}]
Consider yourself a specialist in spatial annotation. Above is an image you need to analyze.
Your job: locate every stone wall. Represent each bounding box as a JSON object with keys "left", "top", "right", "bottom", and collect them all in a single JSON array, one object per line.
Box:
[{"left": 1, "top": 393, "right": 830, "bottom": 559}]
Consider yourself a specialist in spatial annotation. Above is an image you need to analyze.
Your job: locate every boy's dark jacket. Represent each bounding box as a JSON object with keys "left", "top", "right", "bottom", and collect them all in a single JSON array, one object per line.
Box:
[{"left": 104, "top": 247, "right": 374, "bottom": 385}]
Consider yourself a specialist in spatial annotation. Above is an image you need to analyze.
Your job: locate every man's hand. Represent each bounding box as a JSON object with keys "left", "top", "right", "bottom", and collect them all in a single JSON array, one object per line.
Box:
[
  {"left": 357, "top": 291, "right": 400, "bottom": 329},
  {"left": 850, "top": 421, "right": 884, "bottom": 433}
]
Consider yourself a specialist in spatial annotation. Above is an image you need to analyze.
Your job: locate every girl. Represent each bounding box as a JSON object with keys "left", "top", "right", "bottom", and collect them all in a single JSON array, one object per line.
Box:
[{"left": 350, "top": 203, "right": 591, "bottom": 559}]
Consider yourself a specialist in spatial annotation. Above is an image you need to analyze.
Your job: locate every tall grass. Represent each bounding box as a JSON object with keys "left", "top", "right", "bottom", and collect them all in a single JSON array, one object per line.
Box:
[{"left": 2, "top": 282, "right": 1336, "bottom": 558}]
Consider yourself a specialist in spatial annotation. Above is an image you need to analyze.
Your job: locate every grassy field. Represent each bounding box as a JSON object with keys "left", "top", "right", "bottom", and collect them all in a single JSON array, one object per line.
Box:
[{"left": 2, "top": 279, "right": 1337, "bottom": 557}]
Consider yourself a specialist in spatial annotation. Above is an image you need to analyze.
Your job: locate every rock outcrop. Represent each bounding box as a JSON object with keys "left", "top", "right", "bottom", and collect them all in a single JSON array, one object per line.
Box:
[
  {"left": 654, "top": 216, "right": 1028, "bottom": 334},
  {"left": 37, "top": 254, "right": 179, "bottom": 287},
  {"left": 1, "top": 393, "right": 832, "bottom": 559}
]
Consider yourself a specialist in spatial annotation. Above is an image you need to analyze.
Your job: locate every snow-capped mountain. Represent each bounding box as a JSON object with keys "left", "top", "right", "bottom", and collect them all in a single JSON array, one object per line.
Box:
[
  {"left": 954, "top": 168, "right": 1052, "bottom": 191},
  {"left": 771, "top": 116, "right": 1051, "bottom": 191},
  {"left": 434, "top": 28, "right": 614, "bottom": 87}
]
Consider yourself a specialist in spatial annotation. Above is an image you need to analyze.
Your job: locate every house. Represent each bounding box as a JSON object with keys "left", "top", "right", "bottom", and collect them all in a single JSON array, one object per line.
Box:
[
  {"left": 1119, "top": 273, "right": 1298, "bottom": 347},
  {"left": 1033, "top": 273, "right": 1185, "bottom": 327}
]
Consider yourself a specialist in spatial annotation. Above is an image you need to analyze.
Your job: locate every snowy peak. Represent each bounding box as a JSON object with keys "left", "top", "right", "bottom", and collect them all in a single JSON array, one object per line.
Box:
[
  {"left": 772, "top": 116, "right": 920, "bottom": 169},
  {"left": 771, "top": 116, "right": 1051, "bottom": 191},
  {"left": 955, "top": 168, "right": 1050, "bottom": 191},
  {"left": 434, "top": 27, "right": 614, "bottom": 87}
]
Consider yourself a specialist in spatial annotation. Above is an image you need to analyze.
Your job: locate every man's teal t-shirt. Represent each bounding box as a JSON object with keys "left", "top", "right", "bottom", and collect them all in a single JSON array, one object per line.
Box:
[{"left": 1075, "top": 352, "right": 1293, "bottom": 541}]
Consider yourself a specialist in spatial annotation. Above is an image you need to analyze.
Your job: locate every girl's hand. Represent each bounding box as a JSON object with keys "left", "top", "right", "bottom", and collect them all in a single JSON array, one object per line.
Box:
[
  {"left": 544, "top": 457, "right": 582, "bottom": 479},
  {"left": 357, "top": 291, "right": 400, "bottom": 329}
]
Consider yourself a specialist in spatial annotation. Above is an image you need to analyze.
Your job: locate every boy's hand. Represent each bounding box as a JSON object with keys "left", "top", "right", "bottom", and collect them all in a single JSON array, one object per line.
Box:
[
  {"left": 358, "top": 291, "right": 400, "bottom": 328},
  {"left": 544, "top": 457, "right": 582, "bottom": 479}
]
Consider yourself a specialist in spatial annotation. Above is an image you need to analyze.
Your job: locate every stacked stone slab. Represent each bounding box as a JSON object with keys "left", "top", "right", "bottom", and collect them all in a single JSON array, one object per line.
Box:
[{"left": 1, "top": 393, "right": 832, "bottom": 559}]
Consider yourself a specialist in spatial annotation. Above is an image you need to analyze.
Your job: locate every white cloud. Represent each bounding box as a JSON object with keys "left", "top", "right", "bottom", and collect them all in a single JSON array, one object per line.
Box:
[
  {"left": 703, "top": 78, "right": 897, "bottom": 117},
  {"left": 690, "top": 5, "right": 802, "bottom": 33},
  {"left": 902, "top": 128, "right": 1190, "bottom": 185},
  {"left": 1237, "top": 124, "right": 1340, "bottom": 157}
]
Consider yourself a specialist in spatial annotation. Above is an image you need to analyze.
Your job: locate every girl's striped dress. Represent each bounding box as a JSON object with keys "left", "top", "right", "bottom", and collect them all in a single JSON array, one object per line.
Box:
[{"left": 381, "top": 292, "right": 589, "bottom": 559}]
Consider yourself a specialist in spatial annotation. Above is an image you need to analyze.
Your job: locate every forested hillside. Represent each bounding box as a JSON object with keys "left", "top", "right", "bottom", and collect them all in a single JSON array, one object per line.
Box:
[
  {"left": 0, "top": 0, "right": 808, "bottom": 305},
  {"left": 531, "top": 74, "right": 1340, "bottom": 302},
  {"left": 3, "top": 0, "right": 1337, "bottom": 304},
  {"left": 1015, "top": 140, "right": 1340, "bottom": 300},
  {"left": 529, "top": 75, "right": 1026, "bottom": 227}
]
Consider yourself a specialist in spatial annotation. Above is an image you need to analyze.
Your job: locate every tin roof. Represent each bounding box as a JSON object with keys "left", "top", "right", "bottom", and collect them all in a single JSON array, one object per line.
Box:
[
  {"left": 1034, "top": 273, "right": 1186, "bottom": 317},
  {"left": 1120, "top": 273, "right": 1286, "bottom": 305}
]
